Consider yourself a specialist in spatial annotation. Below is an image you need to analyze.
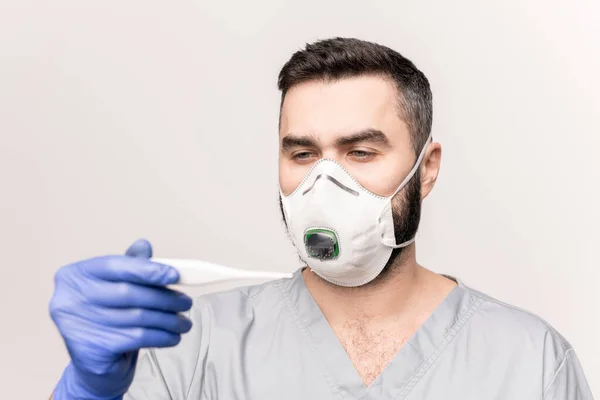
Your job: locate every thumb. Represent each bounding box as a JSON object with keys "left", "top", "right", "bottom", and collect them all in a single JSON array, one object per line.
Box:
[{"left": 125, "top": 238, "right": 153, "bottom": 259}]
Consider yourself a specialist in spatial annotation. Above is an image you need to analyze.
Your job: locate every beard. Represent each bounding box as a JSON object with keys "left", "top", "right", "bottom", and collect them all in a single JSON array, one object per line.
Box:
[
  {"left": 278, "top": 173, "right": 422, "bottom": 284},
  {"left": 377, "top": 172, "right": 422, "bottom": 282}
]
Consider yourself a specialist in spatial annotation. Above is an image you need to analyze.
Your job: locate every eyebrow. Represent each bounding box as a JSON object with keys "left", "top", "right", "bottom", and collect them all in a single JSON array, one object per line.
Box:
[
  {"left": 281, "top": 129, "right": 391, "bottom": 152},
  {"left": 334, "top": 129, "right": 391, "bottom": 148},
  {"left": 281, "top": 135, "right": 318, "bottom": 152}
]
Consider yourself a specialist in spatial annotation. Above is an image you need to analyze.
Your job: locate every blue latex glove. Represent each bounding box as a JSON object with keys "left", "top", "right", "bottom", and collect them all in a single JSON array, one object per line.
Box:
[{"left": 50, "top": 239, "right": 193, "bottom": 400}]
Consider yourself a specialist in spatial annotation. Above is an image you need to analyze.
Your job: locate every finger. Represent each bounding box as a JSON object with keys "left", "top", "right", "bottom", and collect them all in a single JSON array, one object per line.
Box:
[
  {"left": 116, "top": 327, "right": 183, "bottom": 353},
  {"left": 88, "top": 307, "right": 193, "bottom": 334},
  {"left": 125, "top": 239, "right": 153, "bottom": 259},
  {"left": 89, "top": 281, "right": 193, "bottom": 312},
  {"left": 83, "top": 256, "right": 180, "bottom": 286}
]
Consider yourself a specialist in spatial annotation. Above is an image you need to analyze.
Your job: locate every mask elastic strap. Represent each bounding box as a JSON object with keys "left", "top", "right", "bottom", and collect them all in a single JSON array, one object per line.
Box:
[
  {"left": 388, "top": 132, "right": 433, "bottom": 200},
  {"left": 383, "top": 235, "right": 416, "bottom": 248},
  {"left": 380, "top": 133, "right": 433, "bottom": 249}
]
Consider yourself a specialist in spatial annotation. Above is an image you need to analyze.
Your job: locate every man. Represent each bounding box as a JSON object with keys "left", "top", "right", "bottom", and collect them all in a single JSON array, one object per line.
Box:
[{"left": 49, "top": 37, "right": 594, "bottom": 399}]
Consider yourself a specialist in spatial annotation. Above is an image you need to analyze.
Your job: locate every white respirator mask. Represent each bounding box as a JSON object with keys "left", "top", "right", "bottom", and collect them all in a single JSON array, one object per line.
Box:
[{"left": 279, "top": 134, "right": 431, "bottom": 287}]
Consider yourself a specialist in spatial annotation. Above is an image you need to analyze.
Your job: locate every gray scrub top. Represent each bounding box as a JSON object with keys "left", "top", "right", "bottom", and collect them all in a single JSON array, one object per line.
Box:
[{"left": 125, "top": 268, "right": 594, "bottom": 399}]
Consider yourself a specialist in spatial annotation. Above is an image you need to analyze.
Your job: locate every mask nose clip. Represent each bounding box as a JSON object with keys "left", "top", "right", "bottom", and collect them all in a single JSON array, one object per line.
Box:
[{"left": 302, "top": 174, "right": 359, "bottom": 196}]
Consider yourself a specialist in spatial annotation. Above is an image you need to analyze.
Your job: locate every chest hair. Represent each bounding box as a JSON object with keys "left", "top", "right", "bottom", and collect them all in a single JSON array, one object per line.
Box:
[{"left": 336, "top": 318, "right": 411, "bottom": 386}]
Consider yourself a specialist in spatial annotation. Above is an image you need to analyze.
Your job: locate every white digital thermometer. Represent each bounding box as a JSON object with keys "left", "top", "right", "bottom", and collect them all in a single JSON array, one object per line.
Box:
[{"left": 151, "top": 258, "right": 293, "bottom": 286}]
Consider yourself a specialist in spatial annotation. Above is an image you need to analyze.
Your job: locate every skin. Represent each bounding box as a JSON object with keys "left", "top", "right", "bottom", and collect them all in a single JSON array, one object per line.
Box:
[{"left": 278, "top": 74, "right": 457, "bottom": 386}]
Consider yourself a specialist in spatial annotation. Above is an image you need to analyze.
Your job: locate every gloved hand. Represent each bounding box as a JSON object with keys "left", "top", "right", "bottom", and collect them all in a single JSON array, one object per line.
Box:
[{"left": 50, "top": 239, "right": 193, "bottom": 400}]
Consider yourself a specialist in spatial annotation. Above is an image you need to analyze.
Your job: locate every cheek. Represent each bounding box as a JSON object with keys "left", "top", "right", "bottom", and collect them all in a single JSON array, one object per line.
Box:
[
  {"left": 351, "top": 159, "right": 409, "bottom": 197},
  {"left": 278, "top": 160, "right": 308, "bottom": 196}
]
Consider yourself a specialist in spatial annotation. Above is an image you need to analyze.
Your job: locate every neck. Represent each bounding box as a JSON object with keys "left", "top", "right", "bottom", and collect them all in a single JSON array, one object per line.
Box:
[{"left": 303, "top": 245, "right": 427, "bottom": 323}]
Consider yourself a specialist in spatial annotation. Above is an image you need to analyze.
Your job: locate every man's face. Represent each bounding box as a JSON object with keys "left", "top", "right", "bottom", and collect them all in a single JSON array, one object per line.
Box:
[
  {"left": 279, "top": 75, "right": 416, "bottom": 199},
  {"left": 278, "top": 75, "right": 435, "bottom": 275}
]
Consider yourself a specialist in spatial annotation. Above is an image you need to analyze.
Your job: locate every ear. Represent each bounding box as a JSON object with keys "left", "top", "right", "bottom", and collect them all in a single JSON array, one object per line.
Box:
[{"left": 420, "top": 141, "right": 442, "bottom": 200}]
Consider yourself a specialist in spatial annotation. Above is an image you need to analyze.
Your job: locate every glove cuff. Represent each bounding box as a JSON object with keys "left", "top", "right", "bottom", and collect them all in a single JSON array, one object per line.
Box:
[{"left": 53, "top": 362, "right": 124, "bottom": 400}]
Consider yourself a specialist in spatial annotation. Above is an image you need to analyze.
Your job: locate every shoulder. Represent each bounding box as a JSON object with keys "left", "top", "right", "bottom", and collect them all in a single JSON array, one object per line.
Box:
[
  {"left": 129, "top": 278, "right": 293, "bottom": 398},
  {"left": 188, "top": 276, "right": 291, "bottom": 327},
  {"left": 457, "top": 279, "right": 573, "bottom": 388},
  {"left": 463, "top": 281, "right": 570, "bottom": 346}
]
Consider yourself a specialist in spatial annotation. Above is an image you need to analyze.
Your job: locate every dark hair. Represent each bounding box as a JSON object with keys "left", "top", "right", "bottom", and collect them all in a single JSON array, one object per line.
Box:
[{"left": 278, "top": 37, "right": 433, "bottom": 155}]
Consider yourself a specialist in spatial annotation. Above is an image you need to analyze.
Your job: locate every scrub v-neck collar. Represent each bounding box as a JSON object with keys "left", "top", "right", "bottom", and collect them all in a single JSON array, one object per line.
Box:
[{"left": 278, "top": 268, "right": 484, "bottom": 400}]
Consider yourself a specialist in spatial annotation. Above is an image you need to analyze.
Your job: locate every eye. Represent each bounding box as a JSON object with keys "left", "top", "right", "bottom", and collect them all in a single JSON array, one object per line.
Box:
[
  {"left": 292, "top": 151, "right": 317, "bottom": 163},
  {"left": 348, "top": 150, "right": 376, "bottom": 161}
]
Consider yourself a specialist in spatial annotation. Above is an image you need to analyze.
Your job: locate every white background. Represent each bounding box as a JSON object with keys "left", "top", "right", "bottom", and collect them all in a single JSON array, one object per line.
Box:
[{"left": 0, "top": 0, "right": 598, "bottom": 397}]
